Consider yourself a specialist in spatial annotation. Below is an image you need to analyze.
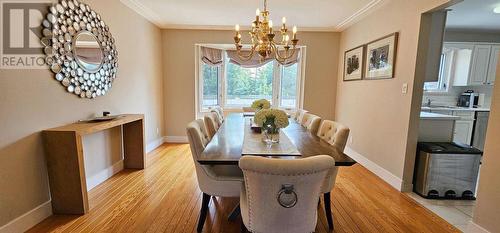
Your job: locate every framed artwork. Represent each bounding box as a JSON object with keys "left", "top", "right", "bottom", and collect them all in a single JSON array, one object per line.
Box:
[
  {"left": 364, "top": 32, "right": 399, "bottom": 80},
  {"left": 343, "top": 46, "right": 364, "bottom": 81}
]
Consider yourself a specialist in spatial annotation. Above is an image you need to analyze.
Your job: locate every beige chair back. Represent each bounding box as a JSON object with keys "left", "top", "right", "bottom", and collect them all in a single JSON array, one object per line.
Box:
[
  {"left": 294, "top": 109, "right": 308, "bottom": 123},
  {"left": 187, "top": 120, "right": 240, "bottom": 197},
  {"left": 204, "top": 112, "right": 221, "bottom": 139},
  {"left": 317, "top": 120, "right": 349, "bottom": 193},
  {"left": 239, "top": 155, "right": 334, "bottom": 233},
  {"left": 301, "top": 113, "right": 321, "bottom": 135},
  {"left": 211, "top": 106, "right": 224, "bottom": 124}
]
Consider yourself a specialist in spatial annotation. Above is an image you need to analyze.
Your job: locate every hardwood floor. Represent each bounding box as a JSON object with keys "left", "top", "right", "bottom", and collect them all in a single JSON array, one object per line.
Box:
[{"left": 29, "top": 144, "right": 459, "bottom": 233}]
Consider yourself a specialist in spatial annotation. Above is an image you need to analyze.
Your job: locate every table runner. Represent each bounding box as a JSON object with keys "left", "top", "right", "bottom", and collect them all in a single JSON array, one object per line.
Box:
[{"left": 242, "top": 118, "right": 301, "bottom": 156}]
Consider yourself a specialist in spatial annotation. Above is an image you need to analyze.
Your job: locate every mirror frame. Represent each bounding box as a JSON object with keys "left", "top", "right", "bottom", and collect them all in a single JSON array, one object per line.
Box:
[{"left": 41, "top": 0, "right": 118, "bottom": 99}]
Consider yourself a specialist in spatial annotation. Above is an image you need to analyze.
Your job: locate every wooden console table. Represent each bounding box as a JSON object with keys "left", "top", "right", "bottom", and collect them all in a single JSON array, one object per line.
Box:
[{"left": 42, "top": 114, "right": 145, "bottom": 214}]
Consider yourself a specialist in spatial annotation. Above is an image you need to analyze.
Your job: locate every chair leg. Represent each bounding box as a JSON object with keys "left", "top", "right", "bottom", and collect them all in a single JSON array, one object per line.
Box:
[
  {"left": 197, "top": 193, "right": 211, "bottom": 232},
  {"left": 324, "top": 192, "right": 334, "bottom": 231}
]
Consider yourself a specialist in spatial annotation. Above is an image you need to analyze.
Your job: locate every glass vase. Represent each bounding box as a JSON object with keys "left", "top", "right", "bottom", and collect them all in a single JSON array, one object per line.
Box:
[{"left": 262, "top": 127, "right": 280, "bottom": 145}]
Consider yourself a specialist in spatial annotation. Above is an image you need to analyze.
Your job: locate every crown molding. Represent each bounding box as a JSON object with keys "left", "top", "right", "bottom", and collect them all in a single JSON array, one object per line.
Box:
[
  {"left": 120, "top": 0, "right": 164, "bottom": 28},
  {"left": 121, "top": 0, "right": 388, "bottom": 32},
  {"left": 333, "top": 0, "right": 388, "bottom": 31}
]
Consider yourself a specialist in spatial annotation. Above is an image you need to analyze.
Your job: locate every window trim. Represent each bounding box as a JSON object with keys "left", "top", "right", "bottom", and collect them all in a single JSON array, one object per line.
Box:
[{"left": 195, "top": 44, "right": 306, "bottom": 118}]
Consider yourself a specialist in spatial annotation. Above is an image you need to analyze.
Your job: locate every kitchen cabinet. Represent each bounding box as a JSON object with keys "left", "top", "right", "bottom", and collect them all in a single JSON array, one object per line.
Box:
[
  {"left": 486, "top": 45, "right": 500, "bottom": 85},
  {"left": 445, "top": 42, "right": 500, "bottom": 86},
  {"left": 453, "top": 120, "right": 474, "bottom": 145}
]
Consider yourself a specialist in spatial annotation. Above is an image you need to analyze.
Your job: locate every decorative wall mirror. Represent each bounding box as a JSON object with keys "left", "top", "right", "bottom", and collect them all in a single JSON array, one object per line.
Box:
[{"left": 41, "top": 0, "right": 118, "bottom": 99}]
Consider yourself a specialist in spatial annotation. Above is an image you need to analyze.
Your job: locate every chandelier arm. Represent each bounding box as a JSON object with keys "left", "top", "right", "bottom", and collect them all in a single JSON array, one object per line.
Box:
[
  {"left": 236, "top": 44, "right": 257, "bottom": 61},
  {"left": 275, "top": 47, "right": 296, "bottom": 62}
]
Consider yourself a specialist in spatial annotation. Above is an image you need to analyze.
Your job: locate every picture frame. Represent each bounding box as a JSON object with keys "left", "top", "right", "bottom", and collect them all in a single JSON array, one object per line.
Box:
[
  {"left": 343, "top": 45, "right": 365, "bottom": 81},
  {"left": 364, "top": 32, "right": 399, "bottom": 80}
]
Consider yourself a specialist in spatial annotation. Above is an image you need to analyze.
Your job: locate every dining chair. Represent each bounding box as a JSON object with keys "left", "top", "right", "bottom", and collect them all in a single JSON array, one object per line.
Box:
[
  {"left": 204, "top": 112, "right": 221, "bottom": 139},
  {"left": 301, "top": 113, "right": 322, "bottom": 135},
  {"left": 186, "top": 119, "right": 243, "bottom": 232},
  {"left": 211, "top": 106, "right": 224, "bottom": 124},
  {"left": 316, "top": 120, "right": 350, "bottom": 230},
  {"left": 239, "top": 155, "right": 335, "bottom": 233},
  {"left": 294, "top": 109, "right": 308, "bottom": 123},
  {"left": 242, "top": 107, "right": 255, "bottom": 112}
]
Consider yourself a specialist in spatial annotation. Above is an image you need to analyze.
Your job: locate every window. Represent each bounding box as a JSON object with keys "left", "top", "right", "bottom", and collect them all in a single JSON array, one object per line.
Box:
[
  {"left": 280, "top": 63, "right": 299, "bottom": 108},
  {"left": 201, "top": 63, "right": 220, "bottom": 107},
  {"left": 196, "top": 45, "right": 305, "bottom": 114},
  {"left": 225, "top": 61, "right": 274, "bottom": 106},
  {"left": 424, "top": 48, "right": 452, "bottom": 92}
]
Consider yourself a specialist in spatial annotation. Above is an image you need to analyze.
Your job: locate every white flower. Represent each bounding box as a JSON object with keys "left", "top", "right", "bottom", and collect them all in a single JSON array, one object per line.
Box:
[
  {"left": 251, "top": 99, "right": 271, "bottom": 110},
  {"left": 254, "top": 108, "right": 289, "bottom": 129}
]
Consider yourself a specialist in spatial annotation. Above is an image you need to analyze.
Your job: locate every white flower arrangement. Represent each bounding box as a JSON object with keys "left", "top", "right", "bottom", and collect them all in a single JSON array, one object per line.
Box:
[
  {"left": 254, "top": 108, "right": 289, "bottom": 131},
  {"left": 251, "top": 99, "right": 271, "bottom": 110}
]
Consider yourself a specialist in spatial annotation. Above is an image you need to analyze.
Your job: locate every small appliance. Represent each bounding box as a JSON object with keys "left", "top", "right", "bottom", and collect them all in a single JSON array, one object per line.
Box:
[{"left": 457, "top": 91, "right": 480, "bottom": 108}]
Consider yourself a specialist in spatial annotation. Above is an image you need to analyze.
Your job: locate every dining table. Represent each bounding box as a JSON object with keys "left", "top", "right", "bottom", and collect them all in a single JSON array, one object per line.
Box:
[
  {"left": 199, "top": 113, "right": 356, "bottom": 221},
  {"left": 200, "top": 113, "right": 357, "bottom": 166}
]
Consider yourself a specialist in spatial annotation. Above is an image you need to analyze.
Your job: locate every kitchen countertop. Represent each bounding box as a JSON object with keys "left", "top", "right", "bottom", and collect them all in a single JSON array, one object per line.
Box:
[
  {"left": 421, "top": 106, "right": 490, "bottom": 112},
  {"left": 420, "top": 112, "right": 461, "bottom": 120}
]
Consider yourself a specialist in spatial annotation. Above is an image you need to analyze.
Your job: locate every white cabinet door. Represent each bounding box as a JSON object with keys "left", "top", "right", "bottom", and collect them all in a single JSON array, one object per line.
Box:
[
  {"left": 449, "top": 43, "right": 474, "bottom": 86},
  {"left": 486, "top": 45, "right": 500, "bottom": 85},
  {"left": 454, "top": 120, "right": 474, "bottom": 145},
  {"left": 470, "top": 45, "right": 492, "bottom": 86}
]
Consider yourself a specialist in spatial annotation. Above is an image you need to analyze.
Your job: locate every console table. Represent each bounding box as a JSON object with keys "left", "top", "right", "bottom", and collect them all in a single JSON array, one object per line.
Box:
[{"left": 42, "top": 114, "right": 145, "bottom": 214}]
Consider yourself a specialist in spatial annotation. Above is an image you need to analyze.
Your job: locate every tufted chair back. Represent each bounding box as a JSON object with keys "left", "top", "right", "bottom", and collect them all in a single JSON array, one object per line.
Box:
[
  {"left": 294, "top": 109, "right": 308, "bottom": 123},
  {"left": 211, "top": 106, "right": 224, "bottom": 124},
  {"left": 239, "top": 155, "right": 335, "bottom": 233},
  {"left": 204, "top": 112, "right": 221, "bottom": 139},
  {"left": 187, "top": 120, "right": 240, "bottom": 197},
  {"left": 301, "top": 113, "right": 321, "bottom": 135},
  {"left": 317, "top": 120, "right": 350, "bottom": 193}
]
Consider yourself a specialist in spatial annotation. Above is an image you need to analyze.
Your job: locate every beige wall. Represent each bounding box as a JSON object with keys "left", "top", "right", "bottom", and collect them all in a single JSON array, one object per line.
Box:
[
  {"left": 0, "top": 0, "right": 164, "bottom": 226},
  {"left": 472, "top": 55, "right": 500, "bottom": 232},
  {"left": 162, "top": 29, "right": 340, "bottom": 137},
  {"left": 335, "top": 0, "right": 450, "bottom": 187}
]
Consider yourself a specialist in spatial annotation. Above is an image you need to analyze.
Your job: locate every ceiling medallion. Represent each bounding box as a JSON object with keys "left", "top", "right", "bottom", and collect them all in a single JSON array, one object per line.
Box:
[
  {"left": 42, "top": 0, "right": 118, "bottom": 99},
  {"left": 233, "top": 0, "right": 299, "bottom": 62}
]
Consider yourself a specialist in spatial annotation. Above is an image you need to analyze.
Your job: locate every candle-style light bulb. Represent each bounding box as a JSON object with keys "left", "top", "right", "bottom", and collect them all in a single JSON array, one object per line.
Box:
[
  {"left": 235, "top": 24, "right": 240, "bottom": 32},
  {"left": 269, "top": 20, "right": 273, "bottom": 28},
  {"left": 292, "top": 26, "right": 297, "bottom": 40},
  {"left": 256, "top": 8, "right": 260, "bottom": 16},
  {"left": 282, "top": 17, "right": 286, "bottom": 24}
]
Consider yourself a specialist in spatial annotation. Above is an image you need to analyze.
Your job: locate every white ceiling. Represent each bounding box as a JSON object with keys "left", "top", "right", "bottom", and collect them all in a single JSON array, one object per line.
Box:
[
  {"left": 120, "top": 0, "right": 388, "bottom": 31},
  {"left": 446, "top": 0, "right": 500, "bottom": 31}
]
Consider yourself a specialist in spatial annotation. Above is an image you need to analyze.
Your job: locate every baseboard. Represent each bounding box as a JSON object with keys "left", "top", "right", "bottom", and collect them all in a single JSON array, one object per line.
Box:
[
  {"left": 466, "top": 221, "right": 490, "bottom": 233},
  {"left": 344, "top": 147, "right": 403, "bottom": 191},
  {"left": 0, "top": 200, "right": 52, "bottom": 233},
  {"left": 165, "top": 136, "right": 188, "bottom": 143},
  {"left": 86, "top": 160, "right": 124, "bottom": 191},
  {"left": 146, "top": 136, "right": 166, "bottom": 153}
]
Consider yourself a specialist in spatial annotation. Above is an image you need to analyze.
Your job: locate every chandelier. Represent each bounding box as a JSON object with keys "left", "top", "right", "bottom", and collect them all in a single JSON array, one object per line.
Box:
[{"left": 233, "top": 0, "right": 299, "bottom": 62}]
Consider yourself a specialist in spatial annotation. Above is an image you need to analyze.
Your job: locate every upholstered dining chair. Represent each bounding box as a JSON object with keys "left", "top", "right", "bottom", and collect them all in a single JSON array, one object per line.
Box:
[
  {"left": 316, "top": 120, "right": 350, "bottom": 230},
  {"left": 211, "top": 106, "right": 224, "bottom": 124},
  {"left": 239, "top": 155, "right": 335, "bottom": 233},
  {"left": 204, "top": 112, "right": 221, "bottom": 139},
  {"left": 301, "top": 113, "right": 322, "bottom": 135},
  {"left": 186, "top": 119, "right": 243, "bottom": 232},
  {"left": 242, "top": 107, "right": 255, "bottom": 112},
  {"left": 294, "top": 109, "right": 308, "bottom": 123}
]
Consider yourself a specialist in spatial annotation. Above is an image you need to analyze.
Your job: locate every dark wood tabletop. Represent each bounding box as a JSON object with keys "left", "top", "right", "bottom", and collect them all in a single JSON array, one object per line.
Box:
[{"left": 199, "top": 113, "right": 356, "bottom": 166}]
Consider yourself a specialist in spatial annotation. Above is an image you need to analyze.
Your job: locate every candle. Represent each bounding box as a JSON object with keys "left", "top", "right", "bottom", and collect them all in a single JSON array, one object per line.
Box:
[
  {"left": 235, "top": 24, "right": 240, "bottom": 32},
  {"left": 269, "top": 20, "right": 273, "bottom": 33},
  {"left": 282, "top": 17, "right": 286, "bottom": 24},
  {"left": 256, "top": 8, "right": 260, "bottom": 22},
  {"left": 292, "top": 26, "right": 297, "bottom": 40}
]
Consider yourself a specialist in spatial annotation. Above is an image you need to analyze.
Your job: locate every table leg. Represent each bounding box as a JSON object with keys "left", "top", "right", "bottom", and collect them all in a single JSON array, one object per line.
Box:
[
  {"left": 123, "top": 119, "right": 145, "bottom": 169},
  {"left": 228, "top": 204, "right": 241, "bottom": 221}
]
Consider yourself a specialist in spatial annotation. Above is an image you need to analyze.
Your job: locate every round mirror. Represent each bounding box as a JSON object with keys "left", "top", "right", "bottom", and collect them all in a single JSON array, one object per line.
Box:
[{"left": 73, "top": 31, "right": 104, "bottom": 73}]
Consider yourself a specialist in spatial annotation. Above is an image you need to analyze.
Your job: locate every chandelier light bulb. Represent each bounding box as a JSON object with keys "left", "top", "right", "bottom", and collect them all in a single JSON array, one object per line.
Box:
[
  {"left": 235, "top": 24, "right": 240, "bottom": 31},
  {"left": 282, "top": 17, "right": 286, "bottom": 24},
  {"left": 256, "top": 8, "right": 260, "bottom": 16},
  {"left": 293, "top": 26, "right": 297, "bottom": 34},
  {"left": 285, "top": 34, "right": 289, "bottom": 41},
  {"left": 269, "top": 20, "right": 273, "bottom": 28}
]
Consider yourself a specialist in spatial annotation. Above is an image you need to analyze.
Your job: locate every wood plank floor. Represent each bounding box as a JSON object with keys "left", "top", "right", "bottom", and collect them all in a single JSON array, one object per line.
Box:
[{"left": 29, "top": 143, "right": 459, "bottom": 233}]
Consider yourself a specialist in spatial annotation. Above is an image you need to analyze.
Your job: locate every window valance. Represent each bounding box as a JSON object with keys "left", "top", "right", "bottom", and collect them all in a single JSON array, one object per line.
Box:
[{"left": 201, "top": 47, "right": 223, "bottom": 66}]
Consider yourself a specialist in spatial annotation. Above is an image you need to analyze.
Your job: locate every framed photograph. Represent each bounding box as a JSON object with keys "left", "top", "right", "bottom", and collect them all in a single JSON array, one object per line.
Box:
[
  {"left": 364, "top": 32, "right": 399, "bottom": 80},
  {"left": 343, "top": 46, "right": 364, "bottom": 81}
]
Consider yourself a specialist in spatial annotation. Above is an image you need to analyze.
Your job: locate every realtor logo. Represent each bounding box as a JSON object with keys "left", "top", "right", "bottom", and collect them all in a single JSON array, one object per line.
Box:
[{"left": 1, "top": 0, "right": 52, "bottom": 69}]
